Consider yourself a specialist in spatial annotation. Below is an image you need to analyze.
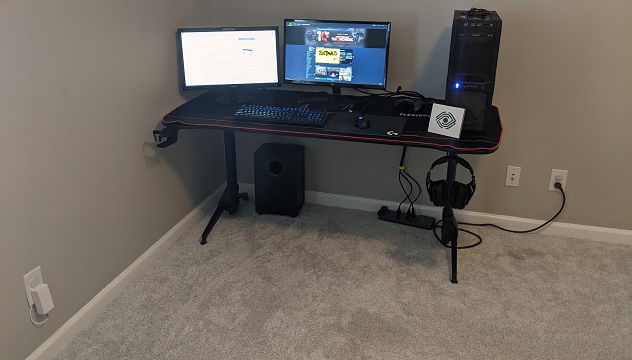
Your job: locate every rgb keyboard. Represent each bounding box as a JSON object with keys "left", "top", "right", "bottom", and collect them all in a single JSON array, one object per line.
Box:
[{"left": 233, "top": 105, "right": 327, "bottom": 127}]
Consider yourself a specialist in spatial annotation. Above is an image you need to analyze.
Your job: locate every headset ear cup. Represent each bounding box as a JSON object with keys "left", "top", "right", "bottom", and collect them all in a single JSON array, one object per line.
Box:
[
  {"left": 463, "top": 185, "right": 473, "bottom": 207},
  {"left": 450, "top": 182, "right": 475, "bottom": 209},
  {"left": 428, "top": 180, "right": 437, "bottom": 206},
  {"left": 430, "top": 180, "right": 448, "bottom": 206},
  {"left": 450, "top": 182, "right": 467, "bottom": 209}
]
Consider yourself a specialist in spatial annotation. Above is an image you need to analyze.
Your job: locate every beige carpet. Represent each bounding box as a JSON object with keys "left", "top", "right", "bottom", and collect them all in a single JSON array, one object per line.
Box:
[{"left": 55, "top": 202, "right": 632, "bottom": 359}]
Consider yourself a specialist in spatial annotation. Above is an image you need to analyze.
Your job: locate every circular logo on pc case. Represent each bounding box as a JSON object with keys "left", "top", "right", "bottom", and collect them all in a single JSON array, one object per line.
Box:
[{"left": 435, "top": 111, "right": 457, "bottom": 129}]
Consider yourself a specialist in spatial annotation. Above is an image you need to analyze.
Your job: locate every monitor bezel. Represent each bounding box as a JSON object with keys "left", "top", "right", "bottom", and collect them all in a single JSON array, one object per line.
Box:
[
  {"left": 283, "top": 18, "right": 392, "bottom": 92},
  {"left": 176, "top": 26, "right": 281, "bottom": 92}
]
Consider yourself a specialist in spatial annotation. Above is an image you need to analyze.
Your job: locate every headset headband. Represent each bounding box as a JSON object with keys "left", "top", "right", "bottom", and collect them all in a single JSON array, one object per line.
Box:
[{"left": 428, "top": 156, "right": 474, "bottom": 175}]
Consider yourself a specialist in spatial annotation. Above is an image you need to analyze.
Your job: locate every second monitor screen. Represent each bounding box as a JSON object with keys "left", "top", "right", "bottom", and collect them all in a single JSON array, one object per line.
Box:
[{"left": 284, "top": 19, "right": 391, "bottom": 89}]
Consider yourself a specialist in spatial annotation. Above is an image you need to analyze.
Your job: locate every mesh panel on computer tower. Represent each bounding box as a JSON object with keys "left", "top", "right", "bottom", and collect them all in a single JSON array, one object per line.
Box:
[{"left": 445, "top": 9, "right": 502, "bottom": 133}]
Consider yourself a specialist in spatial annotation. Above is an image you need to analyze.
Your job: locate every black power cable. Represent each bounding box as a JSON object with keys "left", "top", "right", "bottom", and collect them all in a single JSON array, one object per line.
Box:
[
  {"left": 397, "top": 167, "right": 415, "bottom": 216},
  {"left": 432, "top": 222, "right": 483, "bottom": 249},
  {"left": 352, "top": 86, "right": 442, "bottom": 103},
  {"left": 432, "top": 182, "right": 567, "bottom": 248},
  {"left": 397, "top": 147, "right": 423, "bottom": 217},
  {"left": 402, "top": 169, "right": 422, "bottom": 216},
  {"left": 467, "top": 8, "right": 491, "bottom": 18}
]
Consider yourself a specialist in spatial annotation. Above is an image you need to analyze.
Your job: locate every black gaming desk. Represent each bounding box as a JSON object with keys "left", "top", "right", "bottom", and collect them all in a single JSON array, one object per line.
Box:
[{"left": 154, "top": 88, "right": 503, "bottom": 283}]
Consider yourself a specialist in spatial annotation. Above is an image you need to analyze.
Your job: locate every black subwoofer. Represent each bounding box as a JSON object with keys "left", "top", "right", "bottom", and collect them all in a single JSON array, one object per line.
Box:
[{"left": 254, "top": 143, "right": 305, "bottom": 217}]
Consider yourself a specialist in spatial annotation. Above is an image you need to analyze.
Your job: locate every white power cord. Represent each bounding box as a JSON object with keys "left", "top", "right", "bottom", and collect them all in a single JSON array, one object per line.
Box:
[{"left": 29, "top": 304, "right": 49, "bottom": 325}]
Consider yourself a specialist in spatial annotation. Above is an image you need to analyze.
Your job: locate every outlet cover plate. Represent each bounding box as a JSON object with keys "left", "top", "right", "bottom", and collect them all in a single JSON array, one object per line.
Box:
[
  {"left": 505, "top": 166, "right": 521, "bottom": 187},
  {"left": 549, "top": 169, "right": 568, "bottom": 191},
  {"left": 23, "top": 266, "right": 43, "bottom": 307}
]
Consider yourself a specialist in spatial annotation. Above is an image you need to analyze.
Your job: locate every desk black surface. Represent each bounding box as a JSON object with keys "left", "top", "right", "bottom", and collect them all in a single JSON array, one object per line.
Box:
[
  {"left": 155, "top": 88, "right": 503, "bottom": 283},
  {"left": 160, "top": 89, "right": 502, "bottom": 154}
]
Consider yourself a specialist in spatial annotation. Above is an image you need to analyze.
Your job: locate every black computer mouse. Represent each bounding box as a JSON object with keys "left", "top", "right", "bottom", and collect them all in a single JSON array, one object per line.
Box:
[{"left": 354, "top": 115, "right": 371, "bottom": 129}]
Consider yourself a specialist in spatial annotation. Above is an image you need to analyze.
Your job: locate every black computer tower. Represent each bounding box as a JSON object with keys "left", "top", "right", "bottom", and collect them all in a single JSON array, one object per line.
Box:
[
  {"left": 445, "top": 9, "right": 502, "bottom": 132},
  {"left": 254, "top": 143, "right": 305, "bottom": 217}
]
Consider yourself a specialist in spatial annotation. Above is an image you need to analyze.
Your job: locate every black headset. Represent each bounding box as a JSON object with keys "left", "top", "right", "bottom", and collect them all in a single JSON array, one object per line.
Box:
[{"left": 425, "top": 156, "right": 476, "bottom": 209}]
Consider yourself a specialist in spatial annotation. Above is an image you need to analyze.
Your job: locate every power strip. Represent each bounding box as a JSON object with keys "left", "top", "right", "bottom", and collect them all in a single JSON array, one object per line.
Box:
[{"left": 377, "top": 206, "right": 435, "bottom": 230}]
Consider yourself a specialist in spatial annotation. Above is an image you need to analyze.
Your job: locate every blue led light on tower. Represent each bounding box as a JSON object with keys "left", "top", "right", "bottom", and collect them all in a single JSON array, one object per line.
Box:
[{"left": 455, "top": 82, "right": 460, "bottom": 89}]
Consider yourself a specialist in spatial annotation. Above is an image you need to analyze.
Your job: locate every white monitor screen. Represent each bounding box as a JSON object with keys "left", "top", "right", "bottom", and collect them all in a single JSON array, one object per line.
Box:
[{"left": 177, "top": 27, "right": 280, "bottom": 90}]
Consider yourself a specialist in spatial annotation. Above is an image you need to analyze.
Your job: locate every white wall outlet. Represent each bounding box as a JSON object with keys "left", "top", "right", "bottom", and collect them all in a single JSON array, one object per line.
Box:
[
  {"left": 23, "top": 266, "right": 43, "bottom": 308},
  {"left": 549, "top": 169, "right": 568, "bottom": 191},
  {"left": 505, "top": 166, "right": 521, "bottom": 187}
]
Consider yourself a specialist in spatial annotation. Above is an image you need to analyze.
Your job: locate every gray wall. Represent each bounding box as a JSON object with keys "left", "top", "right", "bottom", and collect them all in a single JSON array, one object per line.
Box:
[
  {"left": 0, "top": 1, "right": 224, "bottom": 359},
  {"left": 1, "top": 0, "right": 630, "bottom": 359},
  {"left": 211, "top": 0, "right": 632, "bottom": 231}
]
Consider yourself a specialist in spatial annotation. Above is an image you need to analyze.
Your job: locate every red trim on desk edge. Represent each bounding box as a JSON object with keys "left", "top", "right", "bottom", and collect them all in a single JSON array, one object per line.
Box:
[
  {"left": 161, "top": 108, "right": 503, "bottom": 153},
  {"left": 497, "top": 109, "right": 504, "bottom": 150}
]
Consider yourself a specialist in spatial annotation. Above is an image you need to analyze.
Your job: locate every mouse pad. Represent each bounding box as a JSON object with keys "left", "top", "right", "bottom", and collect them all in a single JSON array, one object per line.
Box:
[{"left": 323, "top": 112, "right": 407, "bottom": 137}]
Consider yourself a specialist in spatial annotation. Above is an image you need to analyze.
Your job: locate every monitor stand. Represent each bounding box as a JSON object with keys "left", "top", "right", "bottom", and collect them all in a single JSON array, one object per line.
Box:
[
  {"left": 297, "top": 86, "right": 347, "bottom": 104},
  {"left": 215, "top": 89, "right": 252, "bottom": 105}
]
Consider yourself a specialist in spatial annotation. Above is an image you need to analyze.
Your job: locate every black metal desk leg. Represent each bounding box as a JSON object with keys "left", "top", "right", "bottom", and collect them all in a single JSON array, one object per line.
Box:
[
  {"left": 200, "top": 130, "right": 248, "bottom": 245},
  {"left": 441, "top": 153, "right": 459, "bottom": 283}
]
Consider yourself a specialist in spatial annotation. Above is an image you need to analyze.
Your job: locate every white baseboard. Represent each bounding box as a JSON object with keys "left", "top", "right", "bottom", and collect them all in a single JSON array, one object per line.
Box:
[
  {"left": 29, "top": 182, "right": 632, "bottom": 359},
  {"left": 239, "top": 183, "right": 632, "bottom": 246},
  {"left": 26, "top": 187, "right": 223, "bottom": 360}
]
